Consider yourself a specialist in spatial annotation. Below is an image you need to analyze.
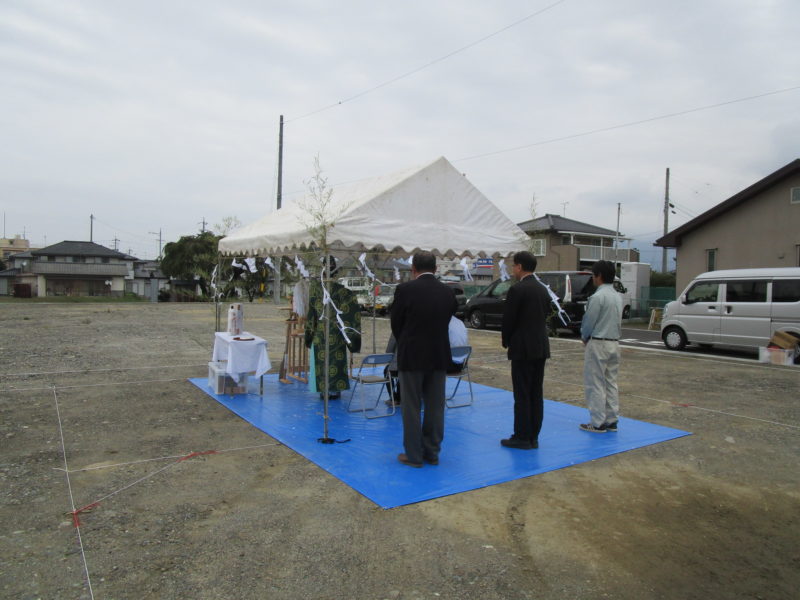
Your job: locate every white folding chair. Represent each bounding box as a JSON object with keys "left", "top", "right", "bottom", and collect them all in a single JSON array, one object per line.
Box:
[
  {"left": 446, "top": 346, "right": 473, "bottom": 408},
  {"left": 347, "top": 353, "right": 396, "bottom": 419}
]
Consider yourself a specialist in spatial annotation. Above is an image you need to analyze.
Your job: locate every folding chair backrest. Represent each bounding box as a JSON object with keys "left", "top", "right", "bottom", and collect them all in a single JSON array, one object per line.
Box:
[
  {"left": 450, "top": 346, "right": 471, "bottom": 365},
  {"left": 361, "top": 353, "right": 394, "bottom": 366}
]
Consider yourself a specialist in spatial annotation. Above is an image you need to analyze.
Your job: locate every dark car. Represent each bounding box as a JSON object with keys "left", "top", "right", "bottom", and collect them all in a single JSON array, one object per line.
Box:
[
  {"left": 464, "top": 271, "right": 626, "bottom": 333},
  {"left": 441, "top": 281, "right": 467, "bottom": 318}
]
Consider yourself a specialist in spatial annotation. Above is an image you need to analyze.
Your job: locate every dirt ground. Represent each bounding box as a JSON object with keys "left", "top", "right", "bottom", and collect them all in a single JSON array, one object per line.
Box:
[{"left": 1, "top": 301, "right": 798, "bottom": 600}]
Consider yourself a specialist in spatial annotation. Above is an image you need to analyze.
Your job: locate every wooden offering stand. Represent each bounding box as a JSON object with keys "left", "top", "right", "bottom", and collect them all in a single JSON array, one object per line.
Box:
[{"left": 278, "top": 307, "right": 309, "bottom": 384}]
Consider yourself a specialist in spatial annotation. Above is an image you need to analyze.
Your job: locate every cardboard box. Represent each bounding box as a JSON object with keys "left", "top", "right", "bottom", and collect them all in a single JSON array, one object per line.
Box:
[
  {"left": 208, "top": 361, "right": 249, "bottom": 394},
  {"left": 759, "top": 347, "right": 798, "bottom": 366},
  {"left": 769, "top": 331, "right": 799, "bottom": 350}
]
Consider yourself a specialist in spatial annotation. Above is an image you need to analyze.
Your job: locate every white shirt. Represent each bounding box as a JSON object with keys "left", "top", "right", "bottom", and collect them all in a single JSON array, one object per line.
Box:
[{"left": 449, "top": 316, "right": 469, "bottom": 363}]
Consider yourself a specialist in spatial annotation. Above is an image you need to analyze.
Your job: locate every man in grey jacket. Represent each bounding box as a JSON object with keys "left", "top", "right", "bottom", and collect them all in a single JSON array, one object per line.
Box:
[{"left": 579, "top": 260, "right": 623, "bottom": 433}]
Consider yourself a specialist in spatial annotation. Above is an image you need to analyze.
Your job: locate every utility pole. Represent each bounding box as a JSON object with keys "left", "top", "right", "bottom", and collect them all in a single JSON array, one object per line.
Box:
[
  {"left": 199, "top": 217, "right": 207, "bottom": 233},
  {"left": 277, "top": 115, "right": 284, "bottom": 210},
  {"left": 561, "top": 201, "right": 568, "bottom": 216},
  {"left": 274, "top": 115, "right": 284, "bottom": 304},
  {"left": 112, "top": 237, "right": 119, "bottom": 251},
  {"left": 149, "top": 229, "right": 163, "bottom": 260},
  {"left": 90, "top": 214, "right": 94, "bottom": 242},
  {"left": 662, "top": 168, "right": 670, "bottom": 273}
]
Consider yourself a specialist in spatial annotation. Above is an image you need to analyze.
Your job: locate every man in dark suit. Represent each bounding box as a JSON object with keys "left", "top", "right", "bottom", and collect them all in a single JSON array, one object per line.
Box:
[
  {"left": 390, "top": 251, "right": 458, "bottom": 467},
  {"left": 500, "top": 251, "right": 552, "bottom": 449}
]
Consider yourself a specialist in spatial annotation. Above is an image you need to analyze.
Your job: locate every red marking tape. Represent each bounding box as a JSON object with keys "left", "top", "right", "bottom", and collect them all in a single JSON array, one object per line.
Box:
[
  {"left": 177, "top": 450, "right": 218, "bottom": 462},
  {"left": 71, "top": 502, "right": 100, "bottom": 527}
]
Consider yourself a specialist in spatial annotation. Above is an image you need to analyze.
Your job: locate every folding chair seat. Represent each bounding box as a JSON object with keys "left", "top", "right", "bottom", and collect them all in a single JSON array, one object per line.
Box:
[
  {"left": 446, "top": 346, "right": 473, "bottom": 408},
  {"left": 347, "top": 353, "right": 396, "bottom": 419}
]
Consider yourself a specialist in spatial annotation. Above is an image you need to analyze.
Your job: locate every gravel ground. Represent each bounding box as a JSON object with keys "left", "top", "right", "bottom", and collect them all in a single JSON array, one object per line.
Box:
[{"left": 0, "top": 301, "right": 798, "bottom": 599}]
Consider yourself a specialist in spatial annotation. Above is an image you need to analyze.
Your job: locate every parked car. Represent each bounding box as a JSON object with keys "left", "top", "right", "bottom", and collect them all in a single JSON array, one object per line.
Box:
[
  {"left": 660, "top": 267, "right": 800, "bottom": 352},
  {"left": 464, "top": 271, "right": 629, "bottom": 332},
  {"left": 441, "top": 281, "right": 468, "bottom": 318},
  {"left": 338, "top": 276, "right": 372, "bottom": 295},
  {"left": 358, "top": 283, "right": 396, "bottom": 315}
]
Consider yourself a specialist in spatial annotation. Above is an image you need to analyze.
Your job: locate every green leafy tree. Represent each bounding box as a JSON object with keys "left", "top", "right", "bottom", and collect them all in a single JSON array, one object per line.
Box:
[
  {"left": 650, "top": 270, "right": 676, "bottom": 287},
  {"left": 160, "top": 231, "right": 220, "bottom": 296}
]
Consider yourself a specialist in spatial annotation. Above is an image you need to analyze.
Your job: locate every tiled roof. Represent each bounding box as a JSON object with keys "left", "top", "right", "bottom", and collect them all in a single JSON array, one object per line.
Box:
[
  {"left": 517, "top": 214, "right": 619, "bottom": 236},
  {"left": 31, "top": 241, "right": 133, "bottom": 259}
]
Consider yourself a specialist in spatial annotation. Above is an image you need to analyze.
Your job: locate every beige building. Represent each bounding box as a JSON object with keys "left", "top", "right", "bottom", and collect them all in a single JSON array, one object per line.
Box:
[
  {"left": 0, "top": 235, "right": 37, "bottom": 260},
  {"left": 655, "top": 159, "right": 800, "bottom": 292},
  {"left": 517, "top": 214, "right": 639, "bottom": 272}
]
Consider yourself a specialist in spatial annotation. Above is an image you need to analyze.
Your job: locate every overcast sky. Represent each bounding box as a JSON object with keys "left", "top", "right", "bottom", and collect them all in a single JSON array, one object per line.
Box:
[{"left": 2, "top": 0, "right": 799, "bottom": 267}]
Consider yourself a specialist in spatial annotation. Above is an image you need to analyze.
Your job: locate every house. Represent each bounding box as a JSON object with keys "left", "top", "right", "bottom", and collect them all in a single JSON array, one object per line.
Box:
[
  {"left": 516, "top": 214, "right": 639, "bottom": 271},
  {"left": 128, "top": 259, "right": 169, "bottom": 302},
  {"left": 655, "top": 159, "right": 800, "bottom": 292},
  {"left": 1, "top": 241, "right": 134, "bottom": 297}
]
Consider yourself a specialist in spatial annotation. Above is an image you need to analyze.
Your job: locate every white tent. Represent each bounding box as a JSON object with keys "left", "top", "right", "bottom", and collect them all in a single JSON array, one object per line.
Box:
[{"left": 218, "top": 156, "right": 529, "bottom": 257}]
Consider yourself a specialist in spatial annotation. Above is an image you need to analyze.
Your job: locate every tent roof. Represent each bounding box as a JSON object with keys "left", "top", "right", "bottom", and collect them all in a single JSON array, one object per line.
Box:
[{"left": 218, "top": 156, "right": 530, "bottom": 257}]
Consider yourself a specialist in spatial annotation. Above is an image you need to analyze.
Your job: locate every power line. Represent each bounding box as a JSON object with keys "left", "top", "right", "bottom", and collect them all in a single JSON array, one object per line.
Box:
[
  {"left": 455, "top": 84, "right": 800, "bottom": 161},
  {"left": 277, "top": 84, "right": 800, "bottom": 207},
  {"left": 286, "top": 0, "right": 570, "bottom": 123}
]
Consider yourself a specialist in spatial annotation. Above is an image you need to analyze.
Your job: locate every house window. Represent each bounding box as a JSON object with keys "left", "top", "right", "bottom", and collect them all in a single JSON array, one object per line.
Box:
[
  {"left": 48, "top": 256, "right": 56, "bottom": 262},
  {"left": 102, "top": 257, "right": 110, "bottom": 263},
  {"left": 706, "top": 249, "right": 717, "bottom": 271},
  {"left": 561, "top": 235, "right": 571, "bottom": 245},
  {"left": 72, "top": 256, "right": 86, "bottom": 263},
  {"left": 532, "top": 238, "right": 546, "bottom": 256},
  {"left": 791, "top": 187, "right": 800, "bottom": 204}
]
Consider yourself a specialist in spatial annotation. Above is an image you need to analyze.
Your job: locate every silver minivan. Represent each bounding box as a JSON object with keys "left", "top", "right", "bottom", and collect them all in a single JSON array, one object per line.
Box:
[{"left": 661, "top": 267, "right": 800, "bottom": 351}]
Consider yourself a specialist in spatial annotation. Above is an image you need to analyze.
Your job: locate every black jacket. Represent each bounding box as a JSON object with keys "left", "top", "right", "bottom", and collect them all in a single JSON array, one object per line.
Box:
[
  {"left": 390, "top": 274, "right": 458, "bottom": 371},
  {"left": 501, "top": 274, "right": 551, "bottom": 360}
]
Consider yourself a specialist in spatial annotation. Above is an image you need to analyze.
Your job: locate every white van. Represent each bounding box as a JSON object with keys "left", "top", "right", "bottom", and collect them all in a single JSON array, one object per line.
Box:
[{"left": 660, "top": 268, "right": 800, "bottom": 351}]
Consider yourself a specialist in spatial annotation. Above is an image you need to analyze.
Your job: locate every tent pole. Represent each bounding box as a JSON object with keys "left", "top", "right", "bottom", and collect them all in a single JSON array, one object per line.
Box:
[
  {"left": 214, "top": 253, "right": 222, "bottom": 331},
  {"left": 371, "top": 274, "right": 377, "bottom": 354},
  {"left": 274, "top": 255, "right": 281, "bottom": 305}
]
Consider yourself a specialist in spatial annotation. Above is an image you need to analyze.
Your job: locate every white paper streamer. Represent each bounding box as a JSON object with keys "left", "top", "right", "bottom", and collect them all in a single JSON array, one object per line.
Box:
[
  {"left": 533, "top": 273, "right": 570, "bottom": 326},
  {"left": 317, "top": 269, "right": 360, "bottom": 346},
  {"left": 393, "top": 266, "right": 400, "bottom": 282},
  {"left": 459, "top": 257, "right": 474, "bottom": 282},
  {"left": 244, "top": 257, "right": 257, "bottom": 273},
  {"left": 294, "top": 255, "right": 309, "bottom": 278},
  {"left": 358, "top": 252, "right": 375, "bottom": 280},
  {"left": 499, "top": 262, "right": 511, "bottom": 281},
  {"left": 231, "top": 258, "right": 243, "bottom": 270},
  {"left": 263, "top": 256, "right": 275, "bottom": 271}
]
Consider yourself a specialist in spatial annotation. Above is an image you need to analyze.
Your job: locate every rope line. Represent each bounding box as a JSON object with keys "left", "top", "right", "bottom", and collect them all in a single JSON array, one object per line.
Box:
[
  {"left": 0, "top": 363, "right": 206, "bottom": 378},
  {"left": 69, "top": 449, "right": 222, "bottom": 527},
  {"left": 53, "top": 387, "right": 95, "bottom": 599},
  {"left": 56, "top": 442, "right": 282, "bottom": 473},
  {"left": 1, "top": 377, "right": 192, "bottom": 392}
]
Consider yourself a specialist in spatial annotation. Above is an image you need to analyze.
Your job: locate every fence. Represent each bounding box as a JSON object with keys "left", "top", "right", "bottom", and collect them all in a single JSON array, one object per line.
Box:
[{"left": 631, "top": 286, "right": 676, "bottom": 319}]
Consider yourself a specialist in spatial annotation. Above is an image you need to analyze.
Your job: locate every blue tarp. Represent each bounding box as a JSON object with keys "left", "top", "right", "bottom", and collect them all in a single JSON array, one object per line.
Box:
[{"left": 189, "top": 374, "right": 690, "bottom": 509}]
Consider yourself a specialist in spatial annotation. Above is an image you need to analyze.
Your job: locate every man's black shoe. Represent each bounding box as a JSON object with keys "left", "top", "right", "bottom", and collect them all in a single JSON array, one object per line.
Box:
[
  {"left": 423, "top": 455, "right": 439, "bottom": 465},
  {"left": 397, "top": 453, "right": 423, "bottom": 468},
  {"left": 604, "top": 421, "right": 618, "bottom": 432},
  {"left": 500, "top": 437, "right": 535, "bottom": 450}
]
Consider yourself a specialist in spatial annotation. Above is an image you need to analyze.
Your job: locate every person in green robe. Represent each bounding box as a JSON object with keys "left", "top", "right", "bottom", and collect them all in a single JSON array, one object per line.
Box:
[{"left": 304, "top": 259, "right": 361, "bottom": 399}]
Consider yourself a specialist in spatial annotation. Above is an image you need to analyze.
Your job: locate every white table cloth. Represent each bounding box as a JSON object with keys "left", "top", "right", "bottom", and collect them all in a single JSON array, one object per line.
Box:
[{"left": 212, "top": 331, "right": 271, "bottom": 379}]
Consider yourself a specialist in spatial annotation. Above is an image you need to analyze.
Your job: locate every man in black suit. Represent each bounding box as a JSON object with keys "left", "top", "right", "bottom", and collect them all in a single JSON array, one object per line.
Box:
[
  {"left": 500, "top": 251, "right": 551, "bottom": 449},
  {"left": 390, "top": 251, "right": 458, "bottom": 467}
]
